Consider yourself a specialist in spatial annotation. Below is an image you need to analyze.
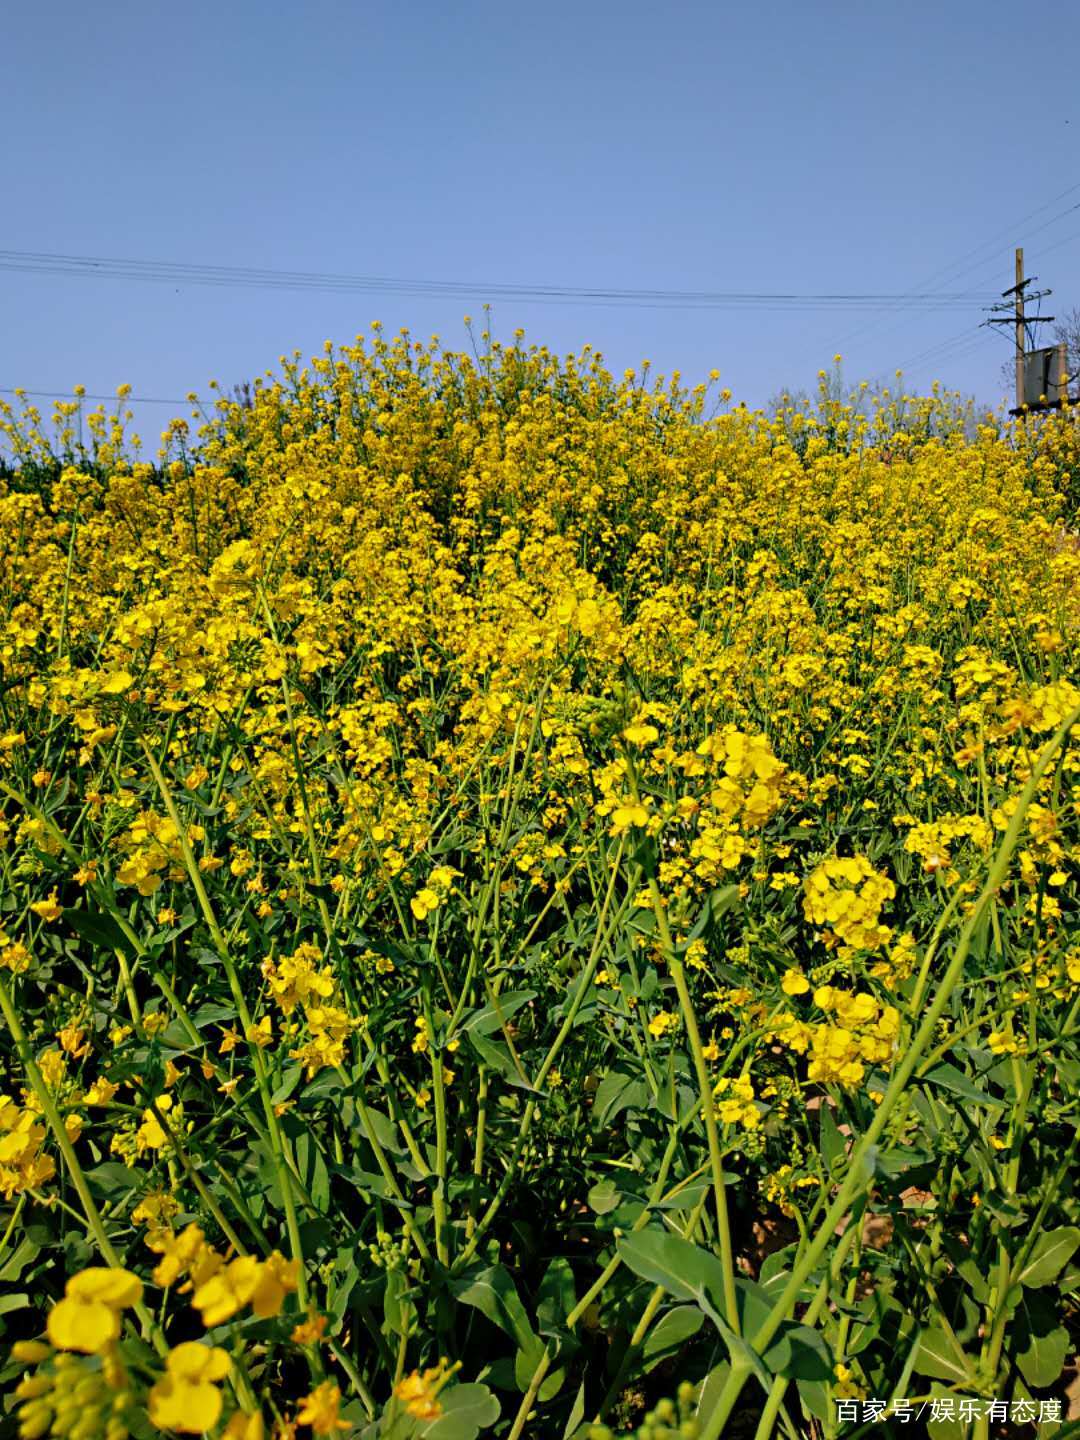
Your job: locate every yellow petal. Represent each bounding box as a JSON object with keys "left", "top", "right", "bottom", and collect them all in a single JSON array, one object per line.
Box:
[
  {"left": 149, "top": 1377, "right": 224, "bottom": 1434},
  {"left": 99, "top": 671, "right": 133, "bottom": 695},
  {"left": 67, "top": 1267, "right": 144, "bottom": 1309},
  {"left": 167, "top": 1340, "right": 233, "bottom": 1382},
  {"left": 47, "top": 1295, "right": 120, "bottom": 1353}
]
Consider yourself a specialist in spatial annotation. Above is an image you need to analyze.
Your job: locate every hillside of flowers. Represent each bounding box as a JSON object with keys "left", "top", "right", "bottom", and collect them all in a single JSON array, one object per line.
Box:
[{"left": 1, "top": 331, "right": 1079, "bottom": 1440}]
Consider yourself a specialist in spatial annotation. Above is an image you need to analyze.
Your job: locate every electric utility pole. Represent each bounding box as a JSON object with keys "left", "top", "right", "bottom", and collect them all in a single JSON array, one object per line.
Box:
[
  {"left": 985, "top": 246, "right": 1054, "bottom": 411},
  {"left": 1015, "top": 248, "right": 1024, "bottom": 411}
]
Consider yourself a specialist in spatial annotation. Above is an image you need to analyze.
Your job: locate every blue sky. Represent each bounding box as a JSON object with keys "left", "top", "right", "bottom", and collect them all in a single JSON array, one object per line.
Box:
[{"left": 4, "top": 0, "right": 1079, "bottom": 442}]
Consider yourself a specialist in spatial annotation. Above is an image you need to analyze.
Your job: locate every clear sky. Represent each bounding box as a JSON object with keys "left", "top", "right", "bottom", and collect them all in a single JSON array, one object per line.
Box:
[{"left": 4, "top": 0, "right": 1080, "bottom": 443}]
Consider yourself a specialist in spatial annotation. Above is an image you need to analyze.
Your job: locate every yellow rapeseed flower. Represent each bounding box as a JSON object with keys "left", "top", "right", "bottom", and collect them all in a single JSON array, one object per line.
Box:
[{"left": 47, "top": 1267, "right": 143, "bottom": 1353}]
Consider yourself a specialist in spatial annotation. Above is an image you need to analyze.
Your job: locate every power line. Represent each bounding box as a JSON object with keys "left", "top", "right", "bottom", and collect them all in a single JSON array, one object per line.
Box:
[
  {"left": 902, "top": 333, "right": 995, "bottom": 377},
  {"left": 1037, "top": 223, "right": 1080, "bottom": 262},
  {"left": 0, "top": 248, "right": 998, "bottom": 311},
  {"left": 896, "top": 326, "right": 985, "bottom": 370},
  {"left": 1, "top": 386, "right": 202, "bottom": 406},
  {"left": 836, "top": 178, "right": 1080, "bottom": 347}
]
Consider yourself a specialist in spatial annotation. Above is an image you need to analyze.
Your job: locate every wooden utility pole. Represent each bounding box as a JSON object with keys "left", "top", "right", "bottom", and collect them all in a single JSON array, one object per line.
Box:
[
  {"left": 1015, "top": 247, "right": 1025, "bottom": 410},
  {"left": 985, "top": 252, "right": 1054, "bottom": 413}
]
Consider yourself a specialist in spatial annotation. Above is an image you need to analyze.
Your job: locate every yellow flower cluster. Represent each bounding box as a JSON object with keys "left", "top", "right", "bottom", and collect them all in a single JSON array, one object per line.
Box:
[
  {"left": 647, "top": 1010, "right": 680, "bottom": 1039},
  {"left": 410, "top": 865, "right": 462, "bottom": 920},
  {"left": 712, "top": 1073, "right": 760, "bottom": 1129},
  {"left": 899, "top": 812, "right": 993, "bottom": 878},
  {"left": 0, "top": 1094, "right": 56, "bottom": 1197},
  {"left": 394, "top": 1358, "right": 459, "bottom": 1421},
  {"left": 761, "top": 1163, "right": 821, "bottom": 1218},
  {"left": 262, "top": 942, "right": 335, "bottom": 1014},
  {"left": 114, "top": 812, "right": 193, "bottom": 896},
  {"left": 143, "top": 1221, "right": 298, "bottom": 1326},
  {"left": 803, "top": 855, "right": 895, "bottom": 952},
  {"left": 769, "top": 987, "right": 901, "bottom": 1088},
  {"left": 13, "top": 1251, "right": 295, "bottom": 1437},
  {"left": 192, "top": 1251, "right": 300, "bottom": 1327},
  {"left": 262, "top": 942, "right": 362, "bottom": 1077}
]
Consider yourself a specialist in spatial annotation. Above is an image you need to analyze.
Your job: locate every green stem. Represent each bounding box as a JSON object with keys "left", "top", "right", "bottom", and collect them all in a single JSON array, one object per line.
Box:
[
  {"left": 700, "top": 701, "right": 1080, "bottom": 1440},
  {"left": 139, "top": 741, "right": 310, "bottom": 1312},
  {"left": 623, "top": 750, "right": 740, "bottom": 1336},
  {"left": 0, "top": 976, "right": 165, "bottom": 1355}
]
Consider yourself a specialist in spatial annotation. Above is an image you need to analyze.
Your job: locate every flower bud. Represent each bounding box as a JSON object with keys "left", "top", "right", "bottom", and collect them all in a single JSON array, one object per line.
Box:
[
  {"left": 70, "top": 1417, "right": 105, "bottom": 1440},
  {"left": 15, "top": 1377, "right": 53, "bottom": 1401},
  {"left": 12, "top": 1342, "right": 53, "bottom": 1365},
  {"left": 18, "top": 1401, "right": 54, "bottom": 1440}
]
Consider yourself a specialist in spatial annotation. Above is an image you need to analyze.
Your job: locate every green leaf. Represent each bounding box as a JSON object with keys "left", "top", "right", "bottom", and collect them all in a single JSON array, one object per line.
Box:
[
  {"left": 685, "top": 884, "right": 740, "bottom": 945},
  {"left": 640, "top": 1305, "right": 704, "bottom": 1373},
  {"left": 695, "top": 1357, "right": 731, "bottom": 1425},
  {"left": 513, "top": 1341, "right": 563, "bottom": 1400},
  {"left": 191, "top": 1002, "right": 237, "bottom": 1027},
  {"left": 84, "top": 1162, "right": 141, "bottom": 1199},
  {"left": 980, "top": 1194, "right": 1026, "bottom": 1229},
  {"left": 653, "top": 1177, "right": 711, "bottom": 1210},
  {"left": 462, "top": 991, "right": 536, "bottom": 1036},
  {"left": 421, "top": 1384, "right": 500, "bottom": 1439},
  {"left": 336, "top": 1164, "right": 412, "bottom": 1207},
  {"left": 758, "top": 1246, "right": 798, "bottom": 1286},
  {"left": 617, "top": 1229, "right": 725, "bottom": 1306},
  {"left": 911, "top": 1323, "right": 975, "bottom": 1384},
  {"left": 921, "top": 1061, "right": 1007, "bottom": 1110},
  {"left": 536, "top": 1257, "right": 576, "bottom": 1335},
  {"left": 587, "top": 1179, "right": 621, "bottom": 1215},
  {"left": 616, "top": 1230, "right": 770, "bottom": 1386},
  {"left": 819, "top": 1102, "right": 846, "bottom": 1175},
  {"left": 562, "top": 1380, "right": 586, "bottom": 1440},
  {"left": 301, "top": 1067, "right": 348, "bottom": 1102},
  {"left": 1016, "top": 1226, "right": 1080, "bottom": 1288},
  {"left": 705, "top": 883, "right": 742, "bottom": 923},
  {"left": 63, "top": 906, "right": 135, "bottom": 957},
  {"left": 940, "top": 1235, "right": 990, "bottom": 1303},
  {"left": 0, "top": 1237, "right": 39, "bottom": 1284},
  {"left": 796, "top": 1378, "right": 831, "bottom": 1424},
  {"left": 466, "top": 1032, "right": 539, "bottom": 1093},
  {"left": 451, "top": 1265, "right": 539, "bottom": 1355},
  {"left": 593, "top": 1063, "right": 648, "bottom": 1125},
  {"left": 1014, "top": 1291, "right": 1069, "bottom": 1390},
  {"left": 271, "top": 1065, "right": 305, "bottom": 1106},
  {"left": 363, "top": 1107, "right": 407, "bottom": 1155},
  {"left": 294, "top": 1129, "right": 331, "bottom": 1211},
  {"left": 924, "top": 1385, "right": 968, "bottom": 1440},
  {"left": 733, "top": 1278, "right": 774, "bottom": 1340},
  {"left": 762, "top": 1323, "right": 833, "bottom": 1381}
]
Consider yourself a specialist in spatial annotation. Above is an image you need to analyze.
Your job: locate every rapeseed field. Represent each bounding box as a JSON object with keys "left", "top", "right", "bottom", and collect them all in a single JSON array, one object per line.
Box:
[{"left": 1, "top": 330, "right": 1078, "bottom": 1439}]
